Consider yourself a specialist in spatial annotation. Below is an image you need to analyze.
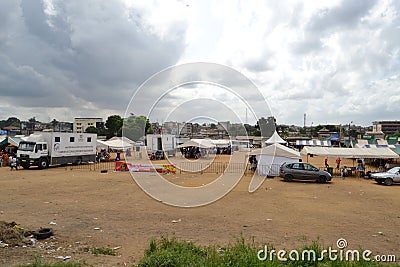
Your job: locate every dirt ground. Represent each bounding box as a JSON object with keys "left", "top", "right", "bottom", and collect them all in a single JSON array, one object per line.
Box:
[{"left": 0, "top": 154, "right": 399, "bottom": 266}]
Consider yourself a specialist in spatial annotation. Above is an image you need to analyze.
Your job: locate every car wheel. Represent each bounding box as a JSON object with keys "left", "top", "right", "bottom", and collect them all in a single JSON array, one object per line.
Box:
[
  {"left": 384, "top": 178, "right": 393, "bottom": 186},
  {"left": 318, "top": 176, "right": 327, "bottom": 183},
  {"left": 284, "top": 174, "right": 293, "bottom": 182}
]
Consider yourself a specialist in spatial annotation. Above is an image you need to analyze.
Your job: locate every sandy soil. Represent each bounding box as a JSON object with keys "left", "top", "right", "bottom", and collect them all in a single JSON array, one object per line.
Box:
[{"left": 0, "top": 154, "right": 399, "bottom": 266}]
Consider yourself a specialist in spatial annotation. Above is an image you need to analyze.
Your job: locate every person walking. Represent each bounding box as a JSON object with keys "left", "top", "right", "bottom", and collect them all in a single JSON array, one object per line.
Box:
[
  {"left": 324, "top": 156, "right": 329, "bottom": 168},
  {"left": 10, "top": 155, "right": 18, "bottom": 171},
  {"left": 336, "top": 157, "right": 341, "bottom": 169},
  {"left": 3, "top": 152, "right": 8, "bottom": 167}
]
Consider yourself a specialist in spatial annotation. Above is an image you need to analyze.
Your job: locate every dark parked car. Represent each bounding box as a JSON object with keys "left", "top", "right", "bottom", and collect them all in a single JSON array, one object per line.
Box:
[
  {"left": 371, "top": 167, "right": 400, "bottom": 186},
  {"left": 279, "top": 162, "right": 332, "bottom": 183}
]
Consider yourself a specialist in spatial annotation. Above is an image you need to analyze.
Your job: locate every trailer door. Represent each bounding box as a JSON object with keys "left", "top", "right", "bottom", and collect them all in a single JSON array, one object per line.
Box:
[{"left": 157, "top": 137, "right": 162, "bottom": 151}]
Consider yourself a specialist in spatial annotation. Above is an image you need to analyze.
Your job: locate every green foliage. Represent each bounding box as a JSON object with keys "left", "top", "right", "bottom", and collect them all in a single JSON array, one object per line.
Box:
[
  {"left": 123, "top": 115, "right": 148, "bottom": 141},
  {"left": 0, "top": 117, "right": 21, "bottom": 129},
  {"left": 137, "top": 236, "right": 391, "bottom": 267},
  {"left": 84, "top": 126, "right": 99, "bottom": 134},
  {"left": 91, "top": 247, "right": 117, "bottom": 256},
  {"left": 105, "top": 115, "right": 123, "bottom": 137},
  {"left": 146, "top": 119, "right": 153, "bottom": 134}
]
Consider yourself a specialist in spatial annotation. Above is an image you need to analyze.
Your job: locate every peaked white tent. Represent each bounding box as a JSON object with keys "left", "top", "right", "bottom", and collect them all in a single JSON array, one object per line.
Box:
[
  {"left": 265, "top": 130, "right": 286, "bottom": 144},
  {"left": 252, "top": 143, "right": 301, "bottom": 176}
]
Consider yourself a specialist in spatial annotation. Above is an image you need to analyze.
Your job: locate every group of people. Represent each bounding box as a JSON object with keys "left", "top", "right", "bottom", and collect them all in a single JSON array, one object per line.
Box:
[
  {"left": 0, "top": 150, "right": 19, "bottom": 170},
  {"left": 324, "top": 156, "right": 365, "bottom": 177},
  {"left": 248, "top": 155, "right": 258, "bottom": 171}
]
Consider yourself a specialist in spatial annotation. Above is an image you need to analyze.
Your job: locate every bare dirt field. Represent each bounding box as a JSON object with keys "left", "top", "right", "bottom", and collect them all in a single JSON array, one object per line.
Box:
[{"left": 0, "top": 154, "right": 399, "bottom": 266}]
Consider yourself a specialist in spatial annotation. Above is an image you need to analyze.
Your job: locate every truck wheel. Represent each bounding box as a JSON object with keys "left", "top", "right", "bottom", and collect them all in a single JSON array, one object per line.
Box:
[
  {"left": 75, "top": 157, "right": 82, "bottom": 165},
  {"left": 384, "top": 178, "right": 393, "bottom": 186},
  {"left": 39, "top": 159, "right": 48, "bottom": 169},
  {"left": 22, "top": 164, "right": 30, "bottom": 169}
]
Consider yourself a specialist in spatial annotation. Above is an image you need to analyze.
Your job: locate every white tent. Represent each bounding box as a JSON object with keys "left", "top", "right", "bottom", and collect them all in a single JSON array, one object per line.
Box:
[
  {"left": 301, "top": 146, "right": 399, "bottom": 159},
  {"left": 96, "top": 140, "right": 109, "bottom": 150},
  {"left": 211, "top": 139, "right": 231, "bottom": 147},
  {"left": 97, "top": 138, "right": 133, "bottom": 150},
  {"left": 109, "top": 136, "right": 135, "bottom": 144},
  {"left": 252, "top": 143, "right": 301, "bottom": 176},
  {"left": 265, "top": 130, "right": 286, "bottom": 144},
  {"left": 177, "top": 139, "right": 215, "bottom": 149}
]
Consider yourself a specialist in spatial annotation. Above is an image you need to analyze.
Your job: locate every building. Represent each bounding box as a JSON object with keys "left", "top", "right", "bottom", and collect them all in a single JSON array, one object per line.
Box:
[
  {"left": 73, "top": 118, "right": 104, "bottom": 133},
  {"left": 372, "top": 121, "right": 400, "bottom": 136}
]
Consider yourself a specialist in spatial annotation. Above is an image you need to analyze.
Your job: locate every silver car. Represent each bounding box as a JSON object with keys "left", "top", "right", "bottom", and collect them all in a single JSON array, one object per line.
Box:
[
  {"left": 371, "top": 167, "right": 400, "bottom": 186},
  {"left": 279, "top": 162, "right": 332, "bottom": 183}
]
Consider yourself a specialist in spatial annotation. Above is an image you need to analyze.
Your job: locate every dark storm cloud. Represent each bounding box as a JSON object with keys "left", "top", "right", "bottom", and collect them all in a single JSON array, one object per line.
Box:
[{"left": 0, "top": 0, "right": 187, "bottom": 112}]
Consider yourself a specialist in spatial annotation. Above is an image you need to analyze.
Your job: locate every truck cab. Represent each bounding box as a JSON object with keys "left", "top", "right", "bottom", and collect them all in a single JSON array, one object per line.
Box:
[{"left": 17, "top": 141, "right": 49, "bottom": 169}]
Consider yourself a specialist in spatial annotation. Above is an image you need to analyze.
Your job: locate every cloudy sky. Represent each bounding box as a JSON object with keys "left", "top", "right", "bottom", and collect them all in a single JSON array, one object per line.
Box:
[{"left": 0, "top": 0, "right": 399, "bottom": 126}]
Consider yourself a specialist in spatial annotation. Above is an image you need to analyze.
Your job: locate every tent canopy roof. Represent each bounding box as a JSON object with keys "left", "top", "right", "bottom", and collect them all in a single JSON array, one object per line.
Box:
[
  {"left": 252, "top": 143, "right": 301, "bottom": 159},
  {"left": 109, "top": 136, "right": 135, "bottom": 144},
  {"left": 301, "top": 146, "right": 399, "bottom": 159},
  {"left": 265, "top": 130, "right": 286, "bottom": 144},
  {"left": 177, "top": 139, "right": 215, "bottom": 149},
  {"left": 99, "top": 139, "right": 133, "bottom": 150}
]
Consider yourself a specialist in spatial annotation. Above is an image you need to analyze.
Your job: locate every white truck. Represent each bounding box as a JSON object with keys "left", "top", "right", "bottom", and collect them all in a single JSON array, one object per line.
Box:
[
  {"left": 17, "top": 132, "right": 97, "bottom": 169},
  {"left": 146, "top": 134, "right": 176, "bottom": 158}
]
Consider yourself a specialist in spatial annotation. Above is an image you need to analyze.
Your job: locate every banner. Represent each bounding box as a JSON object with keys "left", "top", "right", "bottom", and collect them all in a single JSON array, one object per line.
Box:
[{"left": 115, "top": 161, "right": 176, "bottom": 174}]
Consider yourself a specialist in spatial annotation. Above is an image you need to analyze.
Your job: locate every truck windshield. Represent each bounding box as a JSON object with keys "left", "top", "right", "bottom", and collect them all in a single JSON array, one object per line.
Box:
[{"left": 18, "top": 142, "right": 35, "bottom": 151}]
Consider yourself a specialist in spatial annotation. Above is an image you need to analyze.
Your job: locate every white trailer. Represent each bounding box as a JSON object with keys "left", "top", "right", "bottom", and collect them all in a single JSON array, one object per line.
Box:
[
  {"left": 146, "top": 134, "right": 176, "bottom": 157},
  {"left": 17, "top": 132, "right": 97, "bottom": 169}
]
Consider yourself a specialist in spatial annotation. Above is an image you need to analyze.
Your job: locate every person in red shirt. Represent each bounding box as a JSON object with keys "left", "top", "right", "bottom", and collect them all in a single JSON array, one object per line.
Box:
[{"left": 336, "top": 157, "right": 341, "bottom": 169}]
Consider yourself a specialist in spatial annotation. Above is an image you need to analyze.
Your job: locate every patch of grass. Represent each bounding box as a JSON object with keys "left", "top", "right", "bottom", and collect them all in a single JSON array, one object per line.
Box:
[
  {"left": 137, "top": 236, "right": 394, "bottom": 267},
  {"left": 19, "top": 256, "right": 82, "bottom": 267},
  {"left": 91, "top": 246, "right": 117, "bottom": 256}
]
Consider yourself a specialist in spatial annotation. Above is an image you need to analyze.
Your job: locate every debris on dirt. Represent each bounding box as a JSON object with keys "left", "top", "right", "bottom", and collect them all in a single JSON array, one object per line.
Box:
[
  {"left": 171, "top": 219, "right": 181, "bottom": 223},
  {"left": 0, "top": 221, "right": 33, "bottom": 247},
  {"left": 55, "top": 255, "right": 72, "bottom": 261},
  {"left": 49, "top": 221, "right": 57, "bottom": 225}
]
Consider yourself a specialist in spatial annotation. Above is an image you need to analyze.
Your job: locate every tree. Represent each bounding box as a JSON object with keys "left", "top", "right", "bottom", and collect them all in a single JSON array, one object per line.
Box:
[
  {"left": 105, "top": 115, "right": 123, "bottom": 138},
  {"left": 146, "top": 119, "right": 153, "bottom": 134},
  {"left": 85, "top": 126, "right": 99, "bottom": 134},
  {"left": 122, "top": 115, "right": 149, "bottom": 141},
  {"left": 258, "top": 116, "right": 276, "bottom": 138},
  {"left": 28, "top": 117, "right": 37, "bottom": 132},
  {"left": 51, "top": 119, "right": 59, "bottom": 131},
  {"left": 6, "top": 117, "right": 20, "bottom": 127}
]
